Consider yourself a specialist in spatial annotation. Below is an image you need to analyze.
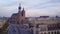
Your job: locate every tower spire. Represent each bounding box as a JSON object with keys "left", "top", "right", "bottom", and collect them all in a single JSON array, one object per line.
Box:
[
  {"left": 22, "top": 8, "right": 25, "bottom": 11},
  {"left": 18, "top": 3, "right": 21, "bottom": 9}
]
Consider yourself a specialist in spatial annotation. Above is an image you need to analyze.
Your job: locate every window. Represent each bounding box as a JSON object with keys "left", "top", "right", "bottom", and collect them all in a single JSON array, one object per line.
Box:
[
  {"left": 48, "top": 32, "right": 50, "bottom": 34},
  {"left": 51, "top": 32, "right": 53, "bottom": 34},
  {"left": 22, "top": 11, "right": 24, "bottom": 16},
  {"left": 54, "top": 31, "right": 56, "bottom": 34},
  {"left": 41, "top": 33, "right": 43, "bottom": 34},
  {"left": 21, "top": 20, "right": 24, "bottom": 23},
  {"left": 44, "top": 32, "right": 46, "bottom": 34},
  {"left": 57, "top": 31, "right": 60, "bottom": 34}
]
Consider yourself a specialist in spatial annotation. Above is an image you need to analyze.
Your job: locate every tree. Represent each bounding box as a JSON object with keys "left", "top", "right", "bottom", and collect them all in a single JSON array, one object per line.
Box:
[{"left": 0, "top": 22, "right": 9, "bottom": 34}]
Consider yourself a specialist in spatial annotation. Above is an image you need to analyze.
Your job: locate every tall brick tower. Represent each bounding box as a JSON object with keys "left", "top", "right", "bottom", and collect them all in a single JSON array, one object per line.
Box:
[{"left": 18, "top": 4, "right": 25, "bottom": 24}]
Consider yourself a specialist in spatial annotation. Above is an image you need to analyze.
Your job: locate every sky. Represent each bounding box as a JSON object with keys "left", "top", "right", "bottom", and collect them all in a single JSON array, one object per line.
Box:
[{"left": 0, "top": 0, "right": 60, "bottom": 17}]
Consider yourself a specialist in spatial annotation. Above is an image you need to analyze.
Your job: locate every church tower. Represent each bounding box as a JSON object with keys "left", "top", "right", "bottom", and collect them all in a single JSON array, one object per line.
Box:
[
  {"left": 18, "top": 4, "right": 25, "bottom": 24},
  {"left": 22, "top": 8, "right": 25, "bottom": 19}
]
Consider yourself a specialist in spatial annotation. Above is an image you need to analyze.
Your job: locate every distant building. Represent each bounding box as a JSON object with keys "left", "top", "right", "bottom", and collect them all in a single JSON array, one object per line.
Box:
[
  {"left": 40, "top": 16, "right": 49, "bottom": 18},
  {"left": 8, "top": 4, "right": 25, "bottom": 24},
  {"left": 26, "top": 17, "right": 60, "bottom": 34},
  {"left": 35, "top": 23, "right": 60, "bottom": 34},
  {"left": 0, "top": 17, "right": 8, "bottom": 28},
  {"left": 28, "top": 17, "right": 60, "bottom": 24},
  {"left": 7, "top": 4, "right": 31, "bottom": 34}
]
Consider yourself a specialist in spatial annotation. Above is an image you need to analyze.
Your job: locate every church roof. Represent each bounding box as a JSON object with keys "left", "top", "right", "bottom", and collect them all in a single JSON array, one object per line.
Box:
[{"left": 12, "top": 13, "right": 18, "bottom": 16}]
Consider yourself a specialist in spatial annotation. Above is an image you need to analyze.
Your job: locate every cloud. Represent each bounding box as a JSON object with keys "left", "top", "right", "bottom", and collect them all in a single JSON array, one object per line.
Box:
[
  {"left": 26, "top": 9, "right": 59, "bottom": 17},
  {"left": 25, "top": 0, "right": 60, "bottom": 17},
  {"left": 0, "top": 0, "right": 60, "bottom": 17}
]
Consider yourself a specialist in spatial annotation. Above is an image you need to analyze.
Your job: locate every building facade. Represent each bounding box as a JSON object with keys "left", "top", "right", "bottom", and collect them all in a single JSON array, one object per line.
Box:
[
  {"left": 8, "top": 5, "right": 25, "bottom": 24},
  {"left": 27, "top": 17, "right": 60, "bottom": 34}
]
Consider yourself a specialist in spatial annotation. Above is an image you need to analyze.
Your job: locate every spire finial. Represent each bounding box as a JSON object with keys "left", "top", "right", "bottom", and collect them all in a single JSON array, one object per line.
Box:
[
  {"left": 22, "top": 7, "right": 25, "bottom": 11},
  {"left": 19, "top": 3, "right": 21, "bottom": 7}
]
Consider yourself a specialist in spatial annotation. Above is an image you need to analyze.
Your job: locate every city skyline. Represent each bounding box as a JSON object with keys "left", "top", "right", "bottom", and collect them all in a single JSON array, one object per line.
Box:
[{"left": 0, "top": 0, "right": 60, "bottom": 17}]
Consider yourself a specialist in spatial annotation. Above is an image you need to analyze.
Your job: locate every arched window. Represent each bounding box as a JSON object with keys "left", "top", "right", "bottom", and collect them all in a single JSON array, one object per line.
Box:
[{"left": 22, "top": 11, "right": 24, "bottom": 16}]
